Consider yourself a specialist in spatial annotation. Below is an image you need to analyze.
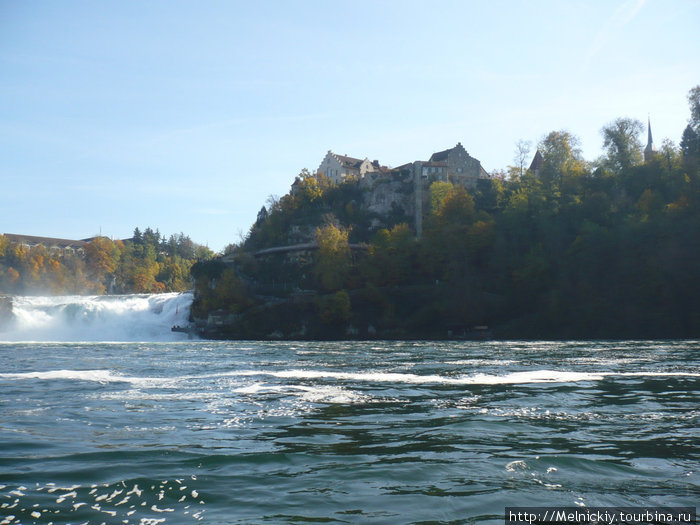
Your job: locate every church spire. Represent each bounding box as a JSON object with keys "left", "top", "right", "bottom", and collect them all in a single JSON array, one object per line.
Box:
[{"left": 644, "top": 116, "right": 656, "bottom": 162}]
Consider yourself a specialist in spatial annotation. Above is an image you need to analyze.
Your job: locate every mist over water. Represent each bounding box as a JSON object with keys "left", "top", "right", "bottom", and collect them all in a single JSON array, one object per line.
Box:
[{"left": 2, "top": 292, "right": 193, "bottom": 342}]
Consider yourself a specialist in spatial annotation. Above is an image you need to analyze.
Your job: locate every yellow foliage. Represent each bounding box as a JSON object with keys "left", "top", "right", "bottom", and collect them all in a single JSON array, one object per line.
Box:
[{"left": 314, "top": 224, "right": 351, "bottom": 291}]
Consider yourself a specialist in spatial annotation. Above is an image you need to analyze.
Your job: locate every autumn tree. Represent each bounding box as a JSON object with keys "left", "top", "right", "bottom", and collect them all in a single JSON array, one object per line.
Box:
[
  {"left": 314, "top": 224, "right": 351, "bottom": 291},
  {"left": 85, "top": 237, "right": 121, "bottom": 291}
]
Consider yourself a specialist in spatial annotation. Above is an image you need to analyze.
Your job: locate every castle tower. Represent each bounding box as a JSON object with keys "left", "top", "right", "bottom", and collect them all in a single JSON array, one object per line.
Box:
[{"left": 644, "top": 116, "right": 656, "bottom": 162}]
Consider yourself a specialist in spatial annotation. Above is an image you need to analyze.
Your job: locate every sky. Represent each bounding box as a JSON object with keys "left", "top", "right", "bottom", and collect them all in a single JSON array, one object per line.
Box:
[{"left": 1, "top": 0, "right": 699, "bottom": 252}]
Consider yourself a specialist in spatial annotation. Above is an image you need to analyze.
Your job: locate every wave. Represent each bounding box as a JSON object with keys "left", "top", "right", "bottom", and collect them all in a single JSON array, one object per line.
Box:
[
  {"left": 3, "top": 367, "right": 697, "bottom": 387},
  {"left": 0, "top": 292, "right": 193, "bottom": 342},
  {"left": 228, "top": 369, "right": 699, "bottom": 384},
  {"left": 0, "top": 369, "right": 166, "bottom": 386}
]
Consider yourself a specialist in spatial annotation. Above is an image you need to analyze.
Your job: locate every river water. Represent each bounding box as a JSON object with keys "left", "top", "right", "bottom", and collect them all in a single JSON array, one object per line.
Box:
[{"left": 0, "top": 296, "right": 698, "bottom": 524}]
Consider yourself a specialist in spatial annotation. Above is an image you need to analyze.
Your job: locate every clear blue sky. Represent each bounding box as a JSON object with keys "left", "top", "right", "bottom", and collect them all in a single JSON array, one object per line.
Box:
[{"left": 1, "top": 0, "right": 698, "bottom": 251}]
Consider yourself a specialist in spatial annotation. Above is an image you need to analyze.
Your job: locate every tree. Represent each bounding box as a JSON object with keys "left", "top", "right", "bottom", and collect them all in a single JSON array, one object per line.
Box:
[
  {"left": 681, "top": 86, "right": 700, "bottom": 174},
  {"left": 314, "top": 224, "right": 351, "bottom": 291},
  {"left": 513, "top": 139, "right": 532, "bottom": 178},
  {"left": 318, "top": 290, "right": 352, "bottom": 325},
  {"left": 688, "top": 85, "right": 700, "bottom": 132},
  {"left": 85, "top": 237, "right": 121, "bottom": 291},
  {"left": 255, "top": 206, "right": 268, "bottom": 226},
  {"left": 295, "top": 172, "right": 323, "bottom": 204},
  {"left": 601, "top": 117, "right": 643, "bottom": 172},
  {"left": 85, "top": 237, "right": 120, "bottom": 275},
  {"left": 429, "top": 181, "right": 454, "bottom": 214},
  {"left": 4, "top": 267, "right": 20, "bottom": 292},
  {"left": 176, "top": 233, "right": 196, "bottom": 259},
  {"left": 435, "top": 185, "right": 475, "bottom": 226},
  {"left": 539, "top": 130, "right": 586, "bottom": 186},
  {"left": 680, "top": 125, "right": 700, "bottom": 172},
  {"left": 368, "top": 223, "right": 416, "bottom": 286},
  {"left": 142, "top": 227, "right": 160, "bottom": 247}
]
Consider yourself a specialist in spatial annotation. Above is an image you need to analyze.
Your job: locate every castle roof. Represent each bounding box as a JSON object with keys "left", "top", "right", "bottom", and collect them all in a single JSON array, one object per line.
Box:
[
  {"left": 429, "top": 149, "right": 450, "bottom": 162},
  {"left": 429, "top": 142, "right": 466, "bottom": 163},
  {"left": 333, "top": 153, "right": 365, "bottom": 169}
]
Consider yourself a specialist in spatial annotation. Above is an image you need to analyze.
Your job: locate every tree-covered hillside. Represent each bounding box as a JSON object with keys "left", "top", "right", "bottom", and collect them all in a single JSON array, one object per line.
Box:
[
  {"left": 193, "top": 86, "right": 700, "bottom": 339},
  {"left": 0, "top": 227, "right": 213, "bottom": 295}
]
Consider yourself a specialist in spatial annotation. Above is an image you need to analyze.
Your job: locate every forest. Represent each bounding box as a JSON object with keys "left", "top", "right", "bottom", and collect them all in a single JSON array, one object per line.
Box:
[
  {"left": 191, "top": 86, "right": 700, "bottom": 340},
  {"left": 0, "top": 227, "right": 213, "bottom": 295}
]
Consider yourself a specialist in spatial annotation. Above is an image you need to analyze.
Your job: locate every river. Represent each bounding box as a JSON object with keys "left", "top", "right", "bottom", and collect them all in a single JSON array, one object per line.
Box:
[{"left": 0, "top": 295, "right": 697, "bottom": 523}]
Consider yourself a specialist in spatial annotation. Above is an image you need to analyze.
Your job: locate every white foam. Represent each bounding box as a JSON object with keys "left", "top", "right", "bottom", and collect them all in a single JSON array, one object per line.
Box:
[
  {"left": 506, "top": 460, "right": 529, "bottom": 471},
  {"left": 0, "top": 369, "right": 165, "bottom": 386},
  {"left": 233, "top": 382, "right": 367, "bottom": 404},
  {"left": 4, "top": 366, "right": 695, "bottom": 390},
  {"left": 221, "top": 368, "right": 700, "bottom": 386},
  {"left": 614, "top": 372, "right": 700, "bottom": 378},
  {"left": 1, "top": 292, "right": 194, "bottom": 342},
  {"left": 221, "top": 368, "right": 608, "bottom": 385}
]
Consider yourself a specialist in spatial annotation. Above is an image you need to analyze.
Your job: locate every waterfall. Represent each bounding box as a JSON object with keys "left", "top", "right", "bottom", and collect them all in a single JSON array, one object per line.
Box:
[{"left": 0, "top": 292, "right": 194, "bottom": 342}]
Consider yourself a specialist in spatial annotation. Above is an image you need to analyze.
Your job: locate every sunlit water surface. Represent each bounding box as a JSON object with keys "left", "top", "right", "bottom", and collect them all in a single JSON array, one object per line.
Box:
[{"left": 0, "top": 340, "right": 698, "bottom": 524}]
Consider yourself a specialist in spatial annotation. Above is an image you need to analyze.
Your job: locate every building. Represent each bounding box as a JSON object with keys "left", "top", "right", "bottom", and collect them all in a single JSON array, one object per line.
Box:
[
  {"left": 426, "top": 143, "right": 489, "bottom": 188},
  {"left": 316, "top": 151, "right": 382, "bottom": 184},
  {"left": 2, "top": 234, "right": 90, "bottom": 256},
  {"left": 644, "top": 117, "right": 657, "bottom": 163},
  {"left": 314, "top": 142, "right": 491, "bottom": 238},
  {"left": 528, "top": 150, "right": 544, "bottom": 176},
  {"left": 317, "top": 143, "right": 489, "bottom": 188}
]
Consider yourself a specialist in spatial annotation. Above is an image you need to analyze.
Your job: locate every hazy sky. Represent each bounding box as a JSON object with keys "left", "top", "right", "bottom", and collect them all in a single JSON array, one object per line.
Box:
[{"left": 1, "top": 0, "right": 698, "bottom": 251}]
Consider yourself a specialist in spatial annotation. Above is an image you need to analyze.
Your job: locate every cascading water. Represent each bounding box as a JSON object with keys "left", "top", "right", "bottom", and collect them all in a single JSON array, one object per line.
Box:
[{"left": 0, "top": 292, "right": 194, "bottom": 342}]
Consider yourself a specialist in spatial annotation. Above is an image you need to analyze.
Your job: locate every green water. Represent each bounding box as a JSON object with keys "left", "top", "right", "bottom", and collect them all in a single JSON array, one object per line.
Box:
[{"left": 0, "top": 340, "right": 698, "bottom": 524}]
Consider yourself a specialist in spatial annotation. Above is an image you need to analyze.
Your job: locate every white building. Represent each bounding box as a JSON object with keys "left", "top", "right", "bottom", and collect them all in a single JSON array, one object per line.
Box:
[{"left": 316, "top": 151, "right": 381, "bottom": 184}]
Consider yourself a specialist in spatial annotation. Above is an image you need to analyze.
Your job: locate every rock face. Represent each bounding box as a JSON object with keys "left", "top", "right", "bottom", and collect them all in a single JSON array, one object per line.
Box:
[
  {"left": 364, "top": 178, "right": 415, "bottom": 217},
  {"left": 0, "top": 295, "right": 14, "bottom": 330}
]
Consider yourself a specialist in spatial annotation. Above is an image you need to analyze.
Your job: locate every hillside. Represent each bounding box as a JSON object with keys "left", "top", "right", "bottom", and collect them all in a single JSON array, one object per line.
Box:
[
  {"left": 0, "top": 228, "right": 213, "bottom": 295},
  {"left": 190, "top": 105, "right": 700, "bottom": 340}
]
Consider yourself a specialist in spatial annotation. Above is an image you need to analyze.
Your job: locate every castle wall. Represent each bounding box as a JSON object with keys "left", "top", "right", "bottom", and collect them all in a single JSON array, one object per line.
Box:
[{"left": 444, "top": 143, "right": 488, "bottom": 189}]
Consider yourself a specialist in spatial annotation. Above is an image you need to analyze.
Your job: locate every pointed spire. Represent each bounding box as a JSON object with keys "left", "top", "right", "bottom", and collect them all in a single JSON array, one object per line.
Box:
[{"left": 644, "top": 115, "right": 656, "bottom": 162}]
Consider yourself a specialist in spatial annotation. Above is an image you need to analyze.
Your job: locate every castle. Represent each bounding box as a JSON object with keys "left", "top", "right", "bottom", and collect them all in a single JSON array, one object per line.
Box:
[
  {"left": 316, "top": 142, "right": 488, "bottom": 187},
  {"left": 314, "top": 143, "right": 490, "bottom": 237}
]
